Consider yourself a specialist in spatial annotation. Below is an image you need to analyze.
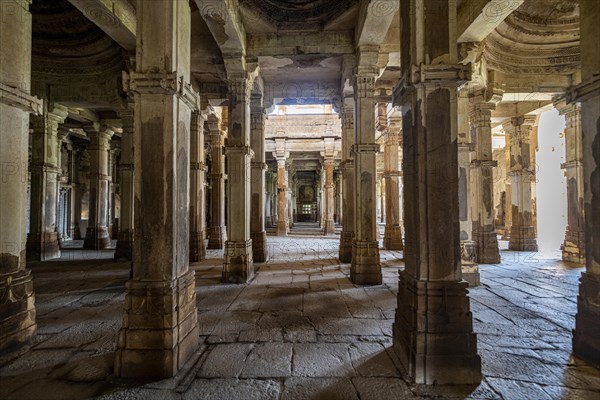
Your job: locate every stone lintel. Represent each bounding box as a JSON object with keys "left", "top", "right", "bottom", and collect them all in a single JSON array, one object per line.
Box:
[
  {"left": 567, "top": 75, "right": 600, "bottom": 104},
  {"left": 0, "top": 82, "right": 43, "bottom": 115}
]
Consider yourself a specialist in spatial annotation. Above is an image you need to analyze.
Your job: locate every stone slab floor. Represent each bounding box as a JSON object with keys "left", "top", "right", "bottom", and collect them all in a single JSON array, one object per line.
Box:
[{"left": 1, "top": 236, "right": 599, "bottom": 399}]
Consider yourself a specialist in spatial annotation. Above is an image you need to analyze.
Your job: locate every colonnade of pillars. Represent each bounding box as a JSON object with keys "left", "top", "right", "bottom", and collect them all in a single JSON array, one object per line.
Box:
[{"left": 1, "top": 0, "right": 599, "bottom": 384}]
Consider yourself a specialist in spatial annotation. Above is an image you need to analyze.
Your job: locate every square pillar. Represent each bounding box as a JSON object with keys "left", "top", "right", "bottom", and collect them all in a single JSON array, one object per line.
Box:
[
  {"left": 207, "top": 115, "right": 227, "bottom": 249},
  {"left": 383, "top": 108, "right": 404, "bottom": 251},
  {"left": 115, "top": 104, "right": 134, "bottom": 261},
  {"left": 250, "top": 100, "right": 269, "bottom": 262},
  {"left": 115, "top": 0, "right": 199, "bottom": 379},
  {"left": 189, "top": 110, "right": 207, "bottom": 262},
  {"left": 392, "top": 0, "right": 481, "bottom": 385}
]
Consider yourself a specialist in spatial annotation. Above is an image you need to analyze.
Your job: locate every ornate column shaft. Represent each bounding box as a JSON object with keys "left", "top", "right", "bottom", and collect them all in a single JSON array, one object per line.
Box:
[
  {"left": 339, "top": 104, "right": 355, "bottom": 262},
  {"left": 115, "top": 0, "right": 199, "bottom": 379},
  {"left": 503, "top": 116, "right": 538, "bottom": 251},
  {"left": 82, "top": 124, "right": 114, "bottom": 250},
  {"left": 351, "top": 50, "right": 382, "bottom": 285},
  {"left": 323, "top": 157, "right": 335, "bottom": 234},
  {"left": 391, "top": 0, "right": 480, "bottom": 385},
  {"left": 572, "top": 0, "right": 600, "bottom": 368},
  {"left": 189, "top": 110, "right": 207, "bottom": 262},
  {"left": 383, "top": 109, "right": 403, "bottom": 250},
  {"left": 276, "top": 157, "right": 288, "bottom": 236},
  {"left": 555, "top": 101, "right": 585, "bottom": 264},
  {"left": 69, "top": 147, "right": 83, "bottom": 240},
  {"left": 250, "top": 102, "right": 269, "bottom": 262},
  {"left": 0, "top": 0, "right": 40, "bottom": 352},
  {"left": 223, "top": 75, "right": 254, "bottom": 283},
  {"left": 470, "top": 92, "right": 501, "bottom": 264},
  {"left": 27, "top": 104, "right": 68, "bottom": 260},
  {"left": 115, "top": 105, "right": 134, "bottom": 260},
  {"left": 207, "top": 116, "right": 227, "bottom": 249}
]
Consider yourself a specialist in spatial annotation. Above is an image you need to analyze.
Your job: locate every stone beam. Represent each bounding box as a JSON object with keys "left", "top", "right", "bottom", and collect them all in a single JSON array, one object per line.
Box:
[
  {"left": 265, "top": 139, "right": 342, "bottom": 155},
  {"left": 248, "top": 31, "right": 354, "bottom": 57},
  {"left": 457, "top": 0, "right": 524, "bottom": 43},
  {"left": 67, "top": 0, "right": 136, "bottom": 51},
  {"left": 355, "top": 0, "right": 399, "bottom": 47},
  {"left": 195, "top": 0, "right": 246, "bottom": 56}
]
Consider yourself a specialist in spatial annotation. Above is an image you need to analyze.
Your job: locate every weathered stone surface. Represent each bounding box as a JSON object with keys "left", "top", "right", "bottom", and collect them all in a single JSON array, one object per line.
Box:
[
  {"left": 281, "top": 377, "right": 359, "bottom": 400},
  {"left": 292, "top": 343, "right": 355, "bottom": 377},
  {"left": 197, "top": 343, "right": 253, "bottom": 378},
  {"left": 184, "top": 379, "right": 280, "bottom": 400},
  {"left": 240, "top": 343, "right": 292, "bottom": 378}
]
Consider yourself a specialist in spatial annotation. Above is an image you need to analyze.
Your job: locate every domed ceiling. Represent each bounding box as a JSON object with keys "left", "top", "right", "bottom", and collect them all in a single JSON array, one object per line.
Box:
[
  {"left": 485, "top": 0, "right": 579, "bottom": 75},
  {"left": 239, "top": 0, "right": 359, "bottom": 31},
  {"left": 30, "top": 0, "right": 124, "bottom": 74}
]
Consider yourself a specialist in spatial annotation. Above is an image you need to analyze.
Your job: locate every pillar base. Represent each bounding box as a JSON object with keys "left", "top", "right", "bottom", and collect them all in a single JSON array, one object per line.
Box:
[
  {"left": 115, "top": 269, "right": 199, "bottom": 379},
  {"left": 323, "top": 220, "right": 335, "bottom": 235},
  {"left": 223, "top": 240, "right": 254, "bottom": 284},
  {"left": 460, "top": 241, "right": 480, "bottom": 286},
  {"left": 207, "top": 226, "right": 226, "bottom": 249},
  {"left": 189, "top": 230, "right": 206, "bottom": 262},
  {"left": 573, "top": 272, "right": 600, "bottom": 368},
  {"left": 83, "top": 226, "right": 111, "bottom": 250},
  {"left": 383, "top": 225, "right": 404, "bottom": 250},
  {"left": 69, "top": 224, "right": 82, "bottom": 240},
  {"left": 562, "top": 230, "right": 585, "bottom": 264},
  {"left": 339, "top": 231, "right": 354, "bottom": 263},
  {"left": 115, "top": 230, "right": 133, "bottom": 261},
  {"left": 393, "top": 272, "right": 481, "bottom": 385},
  {"left": 26, "top": 232, "right": 61, "bottom": 261},
  {"left": 508, "top": 226, "right": 538, "bottom": 251},
  {"left": 251, "top": 231, "right": 269, "bottom": 263},
  {"left": 0, "top": 268, "right": 36, "bottom": 353},
  {"left": 473, "top": 228, "right": 500, "bottom": 264},
  {"left": 350, "top": 240, "right": 382, "bottom": 285}
]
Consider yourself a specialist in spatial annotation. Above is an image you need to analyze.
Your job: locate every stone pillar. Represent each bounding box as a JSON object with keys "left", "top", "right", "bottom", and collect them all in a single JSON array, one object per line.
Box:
[
  {"left": 189, "top": 111, "right": 207, "bottom": 262},
  {"left": 571, "top": 0, "right": 600, "bottom": 368},
  {"left": 69, "top": 147, "right": 83, "bottom": 240},
  {"left": 207, "top": 116, "right": 227, "bottom": 249},
  {"left": 115, "top": 0, "right": 199, "bottom": 379},
  {"left": 383, "top": 109, "right": 403, "bottom": 250},
  {"left": 82, "top": 124, "right": 113, "bottom": 250},
  {"left": 0, "top": 0, "right": 40, "bottom": 352},
  {"left": 339, "top": 104, "right": 355, "bottom": 262},
  {"left": 392, "top": 0, "right": 481, "bottom": 384},
  {"left": 276, "top": 157, "right": 288, "bottom": 236},
  {"left": 115, "top": 106, "right": 134, "bottom": 260},
  {"left": 351, "top": 49, "right": 382, "bottom": 285},
  {"left": 555, "top": 101, "right": 585, "bottom": 264},
  {"left": 503, "top": 116, "right": 538, "bottom": 251},
  {"left": 470, "top": 92, "right": 501, "bottom": 264},
  {"left": 502, "top": 133, "right": 512, "bottom": 239},
  {"left": 335, "top": 172, "right": 342, "bottom": 224},
  {"left": 323, "top": 157, "right": 335, "bottom": 235},
  {"left": 27, "top": 104, "right": 68, "bottom": 261},
  {"left": 250, "top": 104, "right": 269, "bottom": 262},
  {"left": 223, "top": 75, "right": 254, "bottom": 283}
]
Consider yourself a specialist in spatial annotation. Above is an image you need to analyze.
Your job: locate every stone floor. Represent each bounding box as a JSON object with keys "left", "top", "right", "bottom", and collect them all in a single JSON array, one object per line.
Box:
[{"left": 1, "top": 235, "right": 599, "bottom": 399}]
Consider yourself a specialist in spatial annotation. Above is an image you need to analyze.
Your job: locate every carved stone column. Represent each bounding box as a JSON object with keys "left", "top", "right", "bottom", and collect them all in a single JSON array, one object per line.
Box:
[
  {"left": 82, "top": 124, "right": 113, "bottom": 250},
  {"left": 555, "top": 100, "right": 585, "bottom": 264},
  {"left": 503, "top": 116, "right": 538, "bottom": 251},
  {"left": 0, "top": 0, "right": 40, "bottom": 352},
  {"left": 339, "top": 103, "right": 355, "bottom": 262},
  {"left": 115, "top": 0, "right": 199, "bottom": 378},
  {"left": 276, "top": 157, "right": 288, "bottom": 236},
  {"left": 502, "top": 132, "right": 512, "bottom": 239},
  {"left": 351, "top": 48, "right": 381, "bottom": 285},
  {"left": 223, "top": 75, "right": 254, "bottom": 283},
  {"left": 470, "top": 91, "right": 501, "bottom": 264},
  {"left": 207, "top": 116, "right": 227, "bottom": 249},
  {"left": 27, "top": 104, "right": 68, "bottom": 260},
  {"left": 392, "top": 0, "right": 481, "bottom": 384},
  {"left": 323, "top": 156, "right": 336, "bottom": 235},
  {"left": 115, "top": 106, "right": 134, "bottom": 260},
  {"left": 383, "top": 109, "right": 403, "bottom": 250},
  {"left": 250, "top": 103, "right": 269, "bottom": 262},
  {"left": 572, "top": 0, "right": 600, "bottom": 368},
  {"left": 69, "top": 147, "right": 83, "bottom": 240},
  {"left": 189, "top": 110, "right": 207, "bottom": 262}
]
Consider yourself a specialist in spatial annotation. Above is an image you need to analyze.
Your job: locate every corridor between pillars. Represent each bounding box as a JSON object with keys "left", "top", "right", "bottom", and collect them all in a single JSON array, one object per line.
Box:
[
  {"left": 351, "top": 46, "right": 382, "bottom": 286},
  {"left": 114, "top": 0, "right": 199, "bottom": 379},
  {"left": 392, "top": 0, "right": 481, "bottom": 385},
  {"left": 0, "top": 0, "right": 39, "bottom": 352},
  {"left": 222, "top": 73, "right": 255, "bottom": 283},
  {"left": 27, "top": 104, "right": 68, "bottom": 261}
]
